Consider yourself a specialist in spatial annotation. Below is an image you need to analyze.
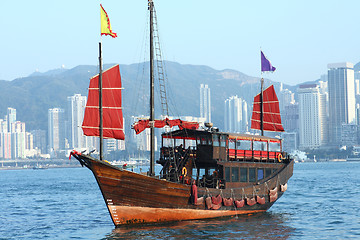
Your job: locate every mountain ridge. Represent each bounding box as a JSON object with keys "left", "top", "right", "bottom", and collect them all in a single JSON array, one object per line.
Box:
[{"left": 0, "top": 61, "right": 291, "bottom": 133}]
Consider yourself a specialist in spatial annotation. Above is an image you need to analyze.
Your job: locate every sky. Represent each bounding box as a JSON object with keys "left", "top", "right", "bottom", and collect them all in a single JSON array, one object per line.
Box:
[{"left": 1, "top": 0, "right": 360, "bottom": 85}]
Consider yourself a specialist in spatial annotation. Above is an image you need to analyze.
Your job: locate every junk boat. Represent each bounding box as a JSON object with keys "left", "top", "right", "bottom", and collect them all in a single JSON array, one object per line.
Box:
[{"left": 70, "top": 0, "right": 294, "bottom": 226}]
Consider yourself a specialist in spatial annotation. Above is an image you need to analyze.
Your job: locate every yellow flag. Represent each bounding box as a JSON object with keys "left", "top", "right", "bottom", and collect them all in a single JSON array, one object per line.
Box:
[{"left": 100, "top": 4, "right": 117, "bottom": 38}]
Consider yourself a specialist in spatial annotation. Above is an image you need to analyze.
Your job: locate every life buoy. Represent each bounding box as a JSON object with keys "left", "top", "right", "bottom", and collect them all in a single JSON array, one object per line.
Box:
[
  {"left": 182, "top": 167, "right": 187, "bottom": 177},
  {"left": 277, "top": 153, "right": 283, "bottom": 162}
]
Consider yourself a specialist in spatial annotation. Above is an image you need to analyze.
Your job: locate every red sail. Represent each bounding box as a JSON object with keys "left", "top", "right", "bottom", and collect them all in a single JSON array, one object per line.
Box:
[
  {"left": 133, "top": 118, "right": 199, "bottom": 135},
  {"left": 82, "top": 64, "right": 125, "bottom": 140},
  {"left": 251, "top": 85, "right": 284, "bottom": 132}
]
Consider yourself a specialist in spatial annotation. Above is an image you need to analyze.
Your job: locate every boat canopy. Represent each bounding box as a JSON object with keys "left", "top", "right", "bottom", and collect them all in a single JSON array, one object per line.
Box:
[{"left": 162, "top": 129, "right": 282, "bottom": 144}]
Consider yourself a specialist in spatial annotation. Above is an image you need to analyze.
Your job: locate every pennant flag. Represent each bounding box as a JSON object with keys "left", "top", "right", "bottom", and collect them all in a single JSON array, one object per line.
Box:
[
  {"left": 261, "top": 51, "right": 276, "bottom": 72},
  {"left": 100, "top": 4, "right": 117, "bottom": 38}
]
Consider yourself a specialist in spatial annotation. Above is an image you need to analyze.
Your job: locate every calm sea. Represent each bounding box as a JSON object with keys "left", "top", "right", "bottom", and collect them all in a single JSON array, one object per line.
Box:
[{"left": 0, "top": 162, "right": 359, "bottom": 240}]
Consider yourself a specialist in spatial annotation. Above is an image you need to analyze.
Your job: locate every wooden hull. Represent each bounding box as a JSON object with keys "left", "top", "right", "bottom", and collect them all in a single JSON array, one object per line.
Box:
[
  {"left": 108, "top": 205, "right": 266, "bottom": 225},
  {"left": 73, "top": 153, "right": 293, "bottom": 226}
]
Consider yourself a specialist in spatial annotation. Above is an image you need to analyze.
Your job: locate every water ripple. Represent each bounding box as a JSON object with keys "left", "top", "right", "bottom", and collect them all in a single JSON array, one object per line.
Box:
[{"left": 0, "top": 162, "right": 359, "bottom": 239}]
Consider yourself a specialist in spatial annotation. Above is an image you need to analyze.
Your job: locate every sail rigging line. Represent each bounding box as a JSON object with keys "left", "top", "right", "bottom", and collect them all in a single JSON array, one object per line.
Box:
[
  {"left": 152, "top": 5, "right": 169, "bottom": 117},
  {"left": 150, "top": 0, "right": 180, "bottom": 176},
  {"left": 130, "top": 13, "right": 150, "bottom": 119}
]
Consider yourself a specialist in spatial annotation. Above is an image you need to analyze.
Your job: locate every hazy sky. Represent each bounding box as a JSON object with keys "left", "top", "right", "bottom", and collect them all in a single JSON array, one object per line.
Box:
[{"left": 1, "top": 0, "right": 360, "bottom": 85}]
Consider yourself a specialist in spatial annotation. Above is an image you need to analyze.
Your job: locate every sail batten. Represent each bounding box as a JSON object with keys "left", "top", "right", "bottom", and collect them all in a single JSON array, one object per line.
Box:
[
  {"left": 82, "top": 64, "right": 125, "bottom": 140},
  {"left": 251, "top": 85, "right": 284, "bottom": 132}
]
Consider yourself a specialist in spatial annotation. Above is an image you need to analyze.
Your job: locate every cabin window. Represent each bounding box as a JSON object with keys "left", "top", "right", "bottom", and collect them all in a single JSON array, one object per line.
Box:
[
  {"left": 220, "top": 135, "right": 226, "bottom": 147},
  {"left": 192, "top": 168, "right": 197, "bottom": 179},
  {"left": 240, "top": 168, "right": 248, "bottom": 182},
  {"left": 237, "top": 139, "right": 251, "bottom": 150},
  {"left": 199, "top": 168, "right": 206, "bottom": 178},
  {"left": 231, "top": 167, "right": 239, "bottom": 182},
  {"left": 257, "top": 168, "right": 264, "bottom": 180},
  {"left": 269, "top": 141, "right": 281, "bottom": 151},
  {"left": 253, "top": 141, "right": 267, "bottom": 151},
  {"left": 186, "top": 139, "right": 196, "bottom": 147},
  {"left": 213, "top": 135, "right": 220, "bottom": 147},
  {"left": 162, "top": 138, "right": 174, "bottom": 147},
  {"left": 229, "top": 139, "right": 236, "bottom": 149},
  {"left": 200, "top": 137, "right": 210, "bottom": 145},
  {"left": 225, "top": 167, "right": 230, "bottom": 182},
  {"left": 249, "top": 168, "right": 256, "bottom": 182},
  {"left": 209, "top": 168, "right": 216, "bottom": 178},
  {"left": 265, "top": 168, "right": 272, "bottom": 178}
]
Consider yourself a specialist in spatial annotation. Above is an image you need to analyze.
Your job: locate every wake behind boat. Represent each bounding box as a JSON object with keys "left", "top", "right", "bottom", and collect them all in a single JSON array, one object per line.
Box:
[{"left": 70, "top": 0, "right": 294, "bottom": 226}]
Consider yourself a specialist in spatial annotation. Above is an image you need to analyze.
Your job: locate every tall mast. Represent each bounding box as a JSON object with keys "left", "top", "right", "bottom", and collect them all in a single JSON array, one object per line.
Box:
[
  {"left": 149, "top": 0, "right": 155, "bottom": 176},
  {"left": 260, "top": 76, "right": 264, "bottom": 136},
  {"left": 260, "top": 77, "right": 264, "bottom": 136},
  {"left": 99, "top": 42, "right": 104, "bottom": 160}
]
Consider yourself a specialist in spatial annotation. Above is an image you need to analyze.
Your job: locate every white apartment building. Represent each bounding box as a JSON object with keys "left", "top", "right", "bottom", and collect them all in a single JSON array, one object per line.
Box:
[
  {"left": 224, "top": 96, "right": 248, "bottom": 133},
  {"left": 298, "top": 84, "right": 327, "bottom": 149},
  {"left": 328, "top": 62, "right": 355, "bottom": 146},
  {"left": 200, "top": 84, "right": 211, "bottom": 123}
]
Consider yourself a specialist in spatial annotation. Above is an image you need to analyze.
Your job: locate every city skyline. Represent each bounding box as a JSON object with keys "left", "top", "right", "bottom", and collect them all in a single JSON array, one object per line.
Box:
[
  {"left": 1, "top": 1, "right": 360, "bottom": 85},
  {"left": 2, "top": 60, "right": 360, "bottom": 159}
]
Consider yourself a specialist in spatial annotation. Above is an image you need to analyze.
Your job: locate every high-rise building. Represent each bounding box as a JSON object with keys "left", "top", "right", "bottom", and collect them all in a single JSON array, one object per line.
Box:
[
  {"left": 11, "top": 121, "right": 26, "bottom": 159},
  {"left": 0, "top": 132, "right": 11, "bottom": 159},
  {"left": 355, "top": 79, "right": 360, "bottom": 106},
  {"left": 328, "top": 62, "right": 355, "bottom": 146},
  {"left": 224, "top": 96, "right": 248, "bottom": 133},
  {"left": 67, "top": 94, "right": 90, "bottom": 151},
  {"left": 7, "top": 108, "right": 16, "bottom": 133},
  {"left": 0, "top": 118, "right": 11, "bottom": 159},
  {"left": 355, "top": 79, "right": 360, "bottom": 95},
  {"left": 281, "top": 132, "right": 297, "bottom": 152},
  {"left": 355, "top": 70, "right": 360, "bottom": 83},
  {"left": 200, "top": 84, "right": 211, "bottom": 123},
  {"left": 298, "top": 84, "right": 327, "bottom": 149},
  {"left": 282, "top": 103, "right": 299, "bottom": 132},
  {"left": 48, "top": 108, "right": 65, "bottom": 154},
  {"left": 341, "top": 123, "right": 357, "bottom": 147},
  {"left": 131, "top": 116, "right": 157, "bottom": 152},
  {"left": 279, "top": 88, "right": 295, "bottom": 113},
  {"left": 318, "top": 79, "right": 328, "bottom": 94},
  {"left": 0, "top": 119, "right": 7, "bottom": 133},
  {"left": 31, "top": 129, "right": 47, "bottom": 154}
]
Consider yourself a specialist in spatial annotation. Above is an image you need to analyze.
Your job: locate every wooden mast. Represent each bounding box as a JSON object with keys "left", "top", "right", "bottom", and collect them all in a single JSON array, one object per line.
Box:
[
  {"left": 260, "top": 76, "right": 264, "bottom": 136},
  {"left": 99, "top": 42, "right": 104, "bottom": 160},
  {"left": 149, "top": 0, "right": 155, "bottom": 176}
]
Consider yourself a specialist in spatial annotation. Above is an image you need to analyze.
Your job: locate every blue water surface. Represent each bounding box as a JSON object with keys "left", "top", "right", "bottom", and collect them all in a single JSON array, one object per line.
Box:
[{"left": 0, "top": 162, "right": 359, "bottom": 239}]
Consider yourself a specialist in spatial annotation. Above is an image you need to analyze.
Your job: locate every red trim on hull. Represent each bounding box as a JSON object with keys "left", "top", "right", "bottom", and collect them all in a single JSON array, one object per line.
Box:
[{"left": 107, "top": 205, "right": 266, "bottom": 225}]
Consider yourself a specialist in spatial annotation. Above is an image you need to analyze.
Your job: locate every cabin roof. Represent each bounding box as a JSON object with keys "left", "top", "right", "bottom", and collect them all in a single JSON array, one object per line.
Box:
[
  {"left": 162, "top": 129, "right": 282, "bottom": 142},
  {"left": 162, "top": 129, "right": 211, "bottom": 139}
]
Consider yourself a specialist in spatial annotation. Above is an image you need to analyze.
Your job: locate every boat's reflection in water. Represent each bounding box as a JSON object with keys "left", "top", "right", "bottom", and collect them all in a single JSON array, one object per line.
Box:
[{"left": 105, "top": 212, "right": 295, "bottom": 240}]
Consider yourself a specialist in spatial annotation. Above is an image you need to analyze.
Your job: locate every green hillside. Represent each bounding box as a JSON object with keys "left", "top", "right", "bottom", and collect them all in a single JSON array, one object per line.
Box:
[{"left": 0, "top": 61, "right": 285, "bottom": 133}]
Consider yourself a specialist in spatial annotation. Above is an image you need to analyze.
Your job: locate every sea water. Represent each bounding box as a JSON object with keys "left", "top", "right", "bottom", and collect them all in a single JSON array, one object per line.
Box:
[{"left": 0, "top": 162, "right": 359, "bottom": 239}]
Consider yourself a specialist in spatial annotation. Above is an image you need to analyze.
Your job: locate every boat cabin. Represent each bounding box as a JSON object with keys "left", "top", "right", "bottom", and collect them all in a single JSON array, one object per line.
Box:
[{"left": 157, "top": 129, "right": 289, "bottom": 189}]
